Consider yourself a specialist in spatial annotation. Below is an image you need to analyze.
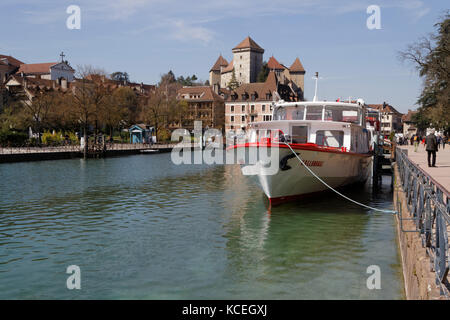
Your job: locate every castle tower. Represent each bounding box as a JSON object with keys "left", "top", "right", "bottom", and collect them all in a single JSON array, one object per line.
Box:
[
  {"left": 209, "top": 55, "right": 228, "bottom": 88},
  {"left": 231, "top": 36, "right": 264, "bottom": 84},
  {"left": 289, "top": 57, "right": 306, "bottom": 98}
]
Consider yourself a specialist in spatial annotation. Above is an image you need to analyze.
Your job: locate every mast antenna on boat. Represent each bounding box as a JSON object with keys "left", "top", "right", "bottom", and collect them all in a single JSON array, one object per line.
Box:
[
  {"left": 272, "top": 91, "right": 281, "bottom": 102},
  {"left": 313, "top": 72, "right": 319, "bottom": 102}
]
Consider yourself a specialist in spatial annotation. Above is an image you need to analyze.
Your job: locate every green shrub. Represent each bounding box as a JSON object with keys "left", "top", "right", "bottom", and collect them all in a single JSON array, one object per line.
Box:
[
  {"left": 0, "top": 130, "right": 28, "bottom": 146},
  {"left": 42, "top": 131, "right": 63, "bottom": 145}
]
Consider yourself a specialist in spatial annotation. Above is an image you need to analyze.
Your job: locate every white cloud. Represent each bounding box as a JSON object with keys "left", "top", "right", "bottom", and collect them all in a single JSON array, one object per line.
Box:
[{"left": 170, "top": 20, "right": 214, "bottom": 44}]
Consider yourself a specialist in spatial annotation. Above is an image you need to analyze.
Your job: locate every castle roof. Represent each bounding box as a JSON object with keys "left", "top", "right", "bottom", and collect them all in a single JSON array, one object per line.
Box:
[
  {"left": 232, "top": 36, "right": 264, "bottom": 53},
  {"left": 267, "top": 56, "right": 285, "bottom": 70},
  {"left": 210, "top": 55, "right": 229, "bottom": 72},
  {"left": 221, "top": 60, "right": 234, "bottom": 73},
  {"left": 289, "top": 57, "right": 305, "bottom": 73}
]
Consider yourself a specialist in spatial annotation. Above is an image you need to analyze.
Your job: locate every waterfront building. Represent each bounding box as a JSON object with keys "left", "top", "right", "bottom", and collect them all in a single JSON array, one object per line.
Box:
[
  {"left": 368, "top": 102, "right": 403, "bottom": 135},
  {"left": 209, "top": 36, "right": 305, "bottom": 99},
  {"left": 402, "top": 110, "right": 418, "bottom": 138},
  {"left": 176, "top": 86, "right": 225, "bottom": 132},
  {"left": 224, "top": 71, "right": 301, "bottom": 134}
]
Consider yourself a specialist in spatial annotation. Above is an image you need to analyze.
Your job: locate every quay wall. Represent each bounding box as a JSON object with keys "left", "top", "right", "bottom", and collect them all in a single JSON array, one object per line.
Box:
[
  {"left": 393, "top": 164, "right": 442, "bottom": 300},
  {"left": 0, "top": 147, "right": 175, "bottom": 163},
  {"left": 0, "top": 151, "right": 80, "bottom": 163}
]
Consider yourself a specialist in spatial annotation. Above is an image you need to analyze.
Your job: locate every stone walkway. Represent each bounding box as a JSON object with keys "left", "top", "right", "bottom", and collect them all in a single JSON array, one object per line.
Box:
[{"left": 398, "top": 144, "right": 450, "bottom": 192}]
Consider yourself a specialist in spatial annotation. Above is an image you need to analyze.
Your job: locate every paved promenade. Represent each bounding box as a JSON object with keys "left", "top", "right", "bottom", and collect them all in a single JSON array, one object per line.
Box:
[{"left": 398, "top": 145, "right": 450, "bottom": 191}]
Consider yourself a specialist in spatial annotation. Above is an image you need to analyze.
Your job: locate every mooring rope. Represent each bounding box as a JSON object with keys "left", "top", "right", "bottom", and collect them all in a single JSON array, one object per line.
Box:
[{"left": 282, "top": 142, "right": 397, "bottom": 214}]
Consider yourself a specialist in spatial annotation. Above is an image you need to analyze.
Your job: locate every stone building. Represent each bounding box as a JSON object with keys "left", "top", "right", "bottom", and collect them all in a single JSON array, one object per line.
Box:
[
  {"left": 224, "top": 71, "right": 301, "bottom": 134},
  {"left": 209, "top": 36, "right": 305, "bottom": 99},
  {"left": 176, "top": 86, "right": 225, "bottom": 132}
]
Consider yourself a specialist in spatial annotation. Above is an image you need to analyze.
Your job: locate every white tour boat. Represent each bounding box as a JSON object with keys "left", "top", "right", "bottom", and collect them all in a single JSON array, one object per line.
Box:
[{"left": 229, "top": 98, "right": 373, "bottom": 205}]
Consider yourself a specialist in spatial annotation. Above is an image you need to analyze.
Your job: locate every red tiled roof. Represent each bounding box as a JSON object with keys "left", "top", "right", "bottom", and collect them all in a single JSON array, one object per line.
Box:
[
  {"left": 289, "top": 57, "right": 305, "bottom": 73},
  {"left": 222, "top": 60, "right": 234, "bottom": 73},
  {"left": 0, "top": 55, "right": 24, "bottom": 67},
  {"left": 210, "top": 55, "right": 229, "bottom": 72},
  {"left": 225, "top": 71, "right": 278, "bottom": 102},
  {"left": 267, "top": 56, "right": 285, "bottom": 70},
  {"left": 368, "top": 103, "right": 402, "bottom": 115},
  {"left": 232, "top": 36, "right": 264, "bottom": 52},
  {"left": 18, "top": 62, "right": 58, "bottom": 74},
  {"left": 177, "top": 86, "right": 224, "bottom": 102}
]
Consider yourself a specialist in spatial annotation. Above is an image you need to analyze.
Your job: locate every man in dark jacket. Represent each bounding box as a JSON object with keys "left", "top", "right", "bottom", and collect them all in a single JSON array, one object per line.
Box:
[{"left": 425, "top": 130, "right": 438, "bottom": 167}]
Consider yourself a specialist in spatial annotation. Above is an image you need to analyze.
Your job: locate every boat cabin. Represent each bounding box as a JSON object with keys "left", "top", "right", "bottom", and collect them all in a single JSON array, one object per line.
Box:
[{"left": 247, "top": 101, "right": 370, "bottom": 154}]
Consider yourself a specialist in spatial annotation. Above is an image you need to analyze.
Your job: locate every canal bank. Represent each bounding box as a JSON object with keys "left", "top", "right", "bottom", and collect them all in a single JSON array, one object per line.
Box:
[
  {"left": 0, "top": 144, "right": 175, "bottom": 163},
  {"left": 393, "top": 146, "right": 450, "bottom": 300}
]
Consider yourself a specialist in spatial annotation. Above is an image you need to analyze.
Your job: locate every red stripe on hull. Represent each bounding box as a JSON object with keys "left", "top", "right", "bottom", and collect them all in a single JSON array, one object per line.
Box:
[{"left": 227, "top": 142, "right": 372, "bottom": 158}]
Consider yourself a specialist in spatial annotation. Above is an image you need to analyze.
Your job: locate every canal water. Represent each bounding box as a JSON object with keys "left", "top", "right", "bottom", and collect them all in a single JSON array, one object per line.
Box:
[{"left": 0, "top": 153, "right": 404, "bottom": 299}]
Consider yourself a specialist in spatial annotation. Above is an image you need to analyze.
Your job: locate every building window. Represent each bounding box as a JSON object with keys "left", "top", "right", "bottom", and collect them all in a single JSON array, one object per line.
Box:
[
  {"left": 251, "top": 115, "right": 255, "bottom": 122},
  {"left": 231, "top": 116, "right": 234, "bottom": 122},
  {"left": 266, "top": 93, "right": 271, "bottom": 100},
  {"left": 240, "top": 55, "right": 242, "bottom": 59},
  {"left": 262, "top": 105, "right": 266, "bottom": 111},
  {"left": 242, "top": 115, "right": 245, "bottom": 122},
  {"left": 242, "top": 105, "right": 245, "bottom": 112},
  {"left": 231, "top": 105, "right": 234, "bottom": 112},
  {"left": 251, "top": 105, "right": 255, "bottom": 113}
]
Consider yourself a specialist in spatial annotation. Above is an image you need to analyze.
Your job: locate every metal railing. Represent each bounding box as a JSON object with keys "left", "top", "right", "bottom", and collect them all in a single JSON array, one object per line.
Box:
[{"left": 396, "top": 147, "right": 450, "bottom": 297}]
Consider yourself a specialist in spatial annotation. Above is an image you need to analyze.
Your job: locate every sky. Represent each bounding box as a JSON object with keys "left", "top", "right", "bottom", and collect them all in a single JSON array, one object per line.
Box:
[{"left": 0, "top": 0, "right": 448, "bottom": 113}]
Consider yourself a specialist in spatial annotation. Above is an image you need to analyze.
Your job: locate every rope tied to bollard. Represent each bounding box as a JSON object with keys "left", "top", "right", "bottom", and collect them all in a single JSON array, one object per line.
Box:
[{"left": 282, "top": 142, "right": 397, "bottom": 214}]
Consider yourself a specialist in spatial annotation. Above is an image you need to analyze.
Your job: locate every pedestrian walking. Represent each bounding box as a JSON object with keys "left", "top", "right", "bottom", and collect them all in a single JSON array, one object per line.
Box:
[
  {"left": 425, "top": 130, "right": 438, "bottom": 167},
  {"left": 413, "top": 134, "right": 419, "bottom": 152}
]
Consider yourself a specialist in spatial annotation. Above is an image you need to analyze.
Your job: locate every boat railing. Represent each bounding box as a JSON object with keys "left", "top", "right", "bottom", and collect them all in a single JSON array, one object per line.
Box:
[{"left": 396, "top": 147, "right": 450, "bottom": 297}]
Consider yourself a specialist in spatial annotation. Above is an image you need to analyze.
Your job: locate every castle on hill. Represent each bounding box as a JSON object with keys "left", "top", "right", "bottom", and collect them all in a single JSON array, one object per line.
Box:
[{"left": 208, "top": 36, "right": 306, "bottom": 100}]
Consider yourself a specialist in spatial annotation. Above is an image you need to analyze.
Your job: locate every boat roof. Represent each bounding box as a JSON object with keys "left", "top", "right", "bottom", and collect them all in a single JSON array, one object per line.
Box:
[{"left": 274, "top": 100, "right": 365, "bottom": 109}]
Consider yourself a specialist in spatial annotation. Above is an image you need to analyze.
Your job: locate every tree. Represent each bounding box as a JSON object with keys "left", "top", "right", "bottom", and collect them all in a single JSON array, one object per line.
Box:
[
  {"left": 112, "top": 87, "right": 139, "bottom": 125},
  {"left": 257, "top": 61, "right": 269, "bottom": 82},
  {"left": 70, "top": 65, "right": 109, "bottom": 158},
  {"left": 227, "top": 69, "right": 239, "bottom": 90},
  {"left": 110, "top": 71, "right": 130, "bottom": 83},
  {"left": 176, "top": 74, "right": 201, "bottom": 86},
  {"left": 24, "top": 91, "right": 62, "bottom": 143},
  {"left": 159, "top": 70, "right": 176, "bottom": 86},
  {"left": 399, "top": 11, "right": 450, "bottom": 131}
]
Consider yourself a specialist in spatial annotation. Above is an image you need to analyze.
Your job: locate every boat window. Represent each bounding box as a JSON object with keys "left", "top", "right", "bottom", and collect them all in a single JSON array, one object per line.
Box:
[
  {"left": 324, "top": 105, "right": 360, "bottom": 124},
  {"left": 291, "top": 126, "right": 308, "bottom": 144},
  {"left": 305, "top": 105, "right": 323, "bottom": 120},
  {"left": 315, "top": 130, "right": 344, "bottom": 148},
  {"left": 287, "top": 106, "right": 305, "bottom": 120},
  {"left": 273, "top": 107, "right": 286, "bottom": 120}
]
